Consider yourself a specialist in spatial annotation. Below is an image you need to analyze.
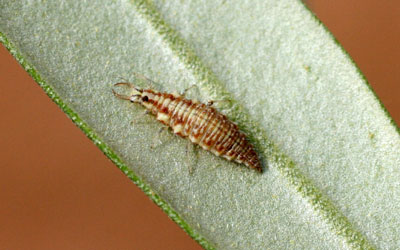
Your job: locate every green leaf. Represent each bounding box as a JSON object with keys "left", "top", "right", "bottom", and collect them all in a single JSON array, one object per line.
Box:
[{"left": 1, "top": 0, "right": 399, "bottom": 249}]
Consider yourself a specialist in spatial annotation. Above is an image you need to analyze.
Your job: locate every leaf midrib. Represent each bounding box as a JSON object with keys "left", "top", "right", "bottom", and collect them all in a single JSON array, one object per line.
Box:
[{"left": 132, "top": 0, "right": 375, "bottom": 249}]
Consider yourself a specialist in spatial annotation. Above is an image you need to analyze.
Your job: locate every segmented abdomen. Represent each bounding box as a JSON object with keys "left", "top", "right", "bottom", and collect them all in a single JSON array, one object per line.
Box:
[{"left": 142, "top": 89, "right": 262, "bottom": 172}]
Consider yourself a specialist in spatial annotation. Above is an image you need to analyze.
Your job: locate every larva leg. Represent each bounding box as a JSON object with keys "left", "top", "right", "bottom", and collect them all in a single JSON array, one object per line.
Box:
[
  {"left": 186, "top": 140, "right": 196, "bottom": 175},
  {"left": 150, "top": 126, "right": 168, "bottom": 149},
  {"left": 206, "top": 99, "right": 231, "bottom": 107},
  {"left": 182, "top": 84, "right": 199, "bottom": 96},
  {"left": 130, "top": 110, "right": 151, "bottom": 125}
]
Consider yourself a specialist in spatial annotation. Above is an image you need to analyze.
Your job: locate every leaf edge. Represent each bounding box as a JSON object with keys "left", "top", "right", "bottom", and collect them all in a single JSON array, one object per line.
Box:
[{"left": 0, "top": 30, "right": 215, "bottom": 250}]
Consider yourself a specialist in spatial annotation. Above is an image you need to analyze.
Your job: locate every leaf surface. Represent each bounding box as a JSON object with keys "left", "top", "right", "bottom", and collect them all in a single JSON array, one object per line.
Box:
[{"left": 1, "top": 0, "right": 399, "bottom": 249}]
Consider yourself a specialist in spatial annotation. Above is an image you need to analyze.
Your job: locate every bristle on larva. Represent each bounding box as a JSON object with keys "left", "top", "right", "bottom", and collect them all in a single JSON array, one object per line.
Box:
[{"left": 112, "top": 82, "right": 262, "bottom": 172}]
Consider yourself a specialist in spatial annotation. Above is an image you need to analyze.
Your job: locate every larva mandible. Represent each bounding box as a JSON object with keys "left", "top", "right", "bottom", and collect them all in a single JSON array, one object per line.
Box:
[{"left": 112, "top": 82, "right": 262, "bottom": 172}]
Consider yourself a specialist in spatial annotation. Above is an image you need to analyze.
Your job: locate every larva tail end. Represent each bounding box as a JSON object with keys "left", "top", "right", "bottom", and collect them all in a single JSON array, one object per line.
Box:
[{"left": 248, "top": 161, "right": 263, "bottom": 173}]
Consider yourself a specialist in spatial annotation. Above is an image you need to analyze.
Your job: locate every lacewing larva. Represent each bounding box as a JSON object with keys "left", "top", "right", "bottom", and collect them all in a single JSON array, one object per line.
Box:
[{"left": 112, "top": 81, "right": 262, "bottom": 172}]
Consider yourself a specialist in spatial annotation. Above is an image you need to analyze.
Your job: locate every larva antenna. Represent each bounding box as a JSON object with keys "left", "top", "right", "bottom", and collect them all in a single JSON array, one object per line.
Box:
[
  {"left": 112, "top": 82, "right": 142, "bottom": 101},
  {"left": 132, "top": 72, "right": 156, "bottom": 89},
  {"left": 117, "top": 76, "right": 130, "bottom": 83}
]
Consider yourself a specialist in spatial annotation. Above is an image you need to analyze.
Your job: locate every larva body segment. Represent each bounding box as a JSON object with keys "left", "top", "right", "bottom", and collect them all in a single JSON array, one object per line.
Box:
[{"left": 113, "top": 83, "right": 262, "bottom": 172}]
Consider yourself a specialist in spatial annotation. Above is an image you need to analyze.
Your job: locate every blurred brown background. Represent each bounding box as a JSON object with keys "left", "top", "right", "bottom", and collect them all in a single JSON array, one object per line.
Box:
[{"left": 0, "top": 1, "right": 399, "bottom": 249}]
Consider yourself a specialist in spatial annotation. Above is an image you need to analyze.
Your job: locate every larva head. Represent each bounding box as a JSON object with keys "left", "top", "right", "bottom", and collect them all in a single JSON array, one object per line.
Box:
[{"left": 112, "top": 82, "right": 144, "bottom": 103}]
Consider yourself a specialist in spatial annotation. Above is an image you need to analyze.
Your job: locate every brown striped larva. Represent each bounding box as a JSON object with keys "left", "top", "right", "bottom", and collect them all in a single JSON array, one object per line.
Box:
[{"left": 112, "top": 82, "right": 262, "bottom": 172}]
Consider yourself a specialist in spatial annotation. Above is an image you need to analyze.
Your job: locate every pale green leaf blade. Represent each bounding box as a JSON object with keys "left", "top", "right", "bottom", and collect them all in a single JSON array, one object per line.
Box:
[{"left": 1, "top": 0, "right": 399, "bottom": 249}]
